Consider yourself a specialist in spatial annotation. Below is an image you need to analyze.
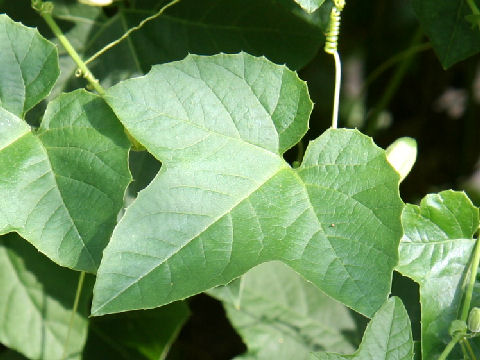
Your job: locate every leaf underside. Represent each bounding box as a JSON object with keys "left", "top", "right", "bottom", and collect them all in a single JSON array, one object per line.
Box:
[
  {"left": 92, "top": 52, "right": 403, "bottom": 317},
  {"left": 0, "top": 233, "right": 92, "bottom": 360},
  {"left": 209, "top": 261, "right": 358, "bottom": 359},
  {"left": 396, "top": 190, "right": 479, "bottom": 359}
]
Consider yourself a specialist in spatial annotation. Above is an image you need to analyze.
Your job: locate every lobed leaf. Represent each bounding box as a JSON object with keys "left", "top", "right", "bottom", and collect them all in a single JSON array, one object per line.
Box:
[
  {"left": 0, "top": 14, "right": 59, "bottom": 118},
  {"left": 92, "top": 53, "right": 403, "bottom": 317},
  {"left": 0, "top": 233, "right": 92, "bottom": 360},
  {"left": 0, "top": 90, "right": 130, "bottom": 272},
  {"left": 411, "top": 0, "right": 480, "bottom": 68},
  {"left": 396, "top": 190, "right": 479, "bottom": 359},
  {"left": 208, "top": 261, "right": 358, "bottom": 359},
  {"left": 311, "top": 297, "right": 414, "bottom": 360}
]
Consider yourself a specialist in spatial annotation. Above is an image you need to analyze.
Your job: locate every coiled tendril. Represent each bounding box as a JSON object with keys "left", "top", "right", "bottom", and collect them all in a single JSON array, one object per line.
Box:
[{"left": 324, "top": 0, "right": 345, "bottom": 55}]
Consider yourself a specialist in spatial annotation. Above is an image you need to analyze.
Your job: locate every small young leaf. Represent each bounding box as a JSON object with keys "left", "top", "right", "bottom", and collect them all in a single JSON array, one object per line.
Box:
[
  {"left": 209, "top": 261, "right": 358, "bottom": 359},
  {"left": 92, "top": 53, "right": 403, "bottom": 317},
  {"left": 293, "top": 0, "right": 326, "bottom": 13},
  {"left": 396, "top": 190, "right": 479, "bottom": 359},
  {"left": 0, "top": 90, "right": 130, "bottom": 272},
  {"left": 0, "top": 14, "right": 59, "bottom": 118},
  {"left": 0, "top": 233, "right": 92, "bottom": 360},
  {"left": 386, "top": 137, "right": 417, "bottom": 182},
  {"left": 311, "top": 297, "right": 414, "bottom": 360}
]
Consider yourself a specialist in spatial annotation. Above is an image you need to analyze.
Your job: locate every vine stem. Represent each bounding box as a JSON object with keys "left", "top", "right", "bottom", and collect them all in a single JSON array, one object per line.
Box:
[
  {"left": 461, "top": 237, "right": 480, "bottom": 322},
  {"left": 466, "top": 0, "right": 480, "bottom": 30},
  {"left": 331, "top": 51, "right": 341, "bottom": 129},
  {"left": 61, "top": 271, "right": 86, "bottom": 360},
  {"left": 85, "top": 0, "right": 181, "bottom": 65},
  {"left": 464, "top": 338, "right": 477, "bottom": 360},
  {"left": 34, "top": 3, "right": 106, "bottom": 95},
  {"left": 438, "top": 332, "right": 464, "bottom": 360}
]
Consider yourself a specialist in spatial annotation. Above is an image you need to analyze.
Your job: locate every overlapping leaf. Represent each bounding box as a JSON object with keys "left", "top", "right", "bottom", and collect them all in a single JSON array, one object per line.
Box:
[
  {"left": 209, "top": 261, "right": 358, "bottom": 359},
  {"left": 412, "top": 0, "right": 480, "bottom": 68},
  {"left": 92, "top": 52, "right": 403, "bottom": 317},
  {"left": 0, "top": 14, "right": 59, "bottom": 118},
  {"left": 0, "top": 89, "right": 130, "bottom": 272},
  {"left": 396, "top": 190, "right": 479, "bottom": 359},
  {"left": 312, "top": 297, "right": 414, "bottom": 360},
  {"left": 83, "top": 302, "right": 190, "bottom": 359},
  {"left": 0, "top": 233, "right": 92, "bottom": 360},
  {"left": 76, "top": 0, "right": 324, "bottom": 89}
]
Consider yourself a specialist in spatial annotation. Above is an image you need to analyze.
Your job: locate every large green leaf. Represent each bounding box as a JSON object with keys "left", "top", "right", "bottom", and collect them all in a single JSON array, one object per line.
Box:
[
  {"left": 293, "top": 0, "right": 326, "bottom": 13},
  {"left": 0, "top": 233, "right": 92, "bottom": 360},
  {"left": 0, "top": 14, "right": 59, "bottom": 118},
  {"left": 92, "top": 53, "right": 403, "bottom": 317},
  {"left": 83, "top": 302, "right": 190, "bottom": 360},
  {"left": 412, "top": 0, "right": 480, "bottom": 68},
  {"left": 0, "top": 90, "right": 130, "bottom": 272},
  {"left": 396, "top": 191, "right": 479, "bottom": 359},
  {"left": 311, "top": 297, "right": 414, "bottom": 360},
  {"left": 209, "top": 261, "right": 358, "bottom": 359}
]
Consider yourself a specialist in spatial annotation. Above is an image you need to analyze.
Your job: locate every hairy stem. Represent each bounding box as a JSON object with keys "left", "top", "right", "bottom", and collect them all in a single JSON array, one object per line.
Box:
[{"left": 62, "top": 271, "right": 86, "bottom": 360}]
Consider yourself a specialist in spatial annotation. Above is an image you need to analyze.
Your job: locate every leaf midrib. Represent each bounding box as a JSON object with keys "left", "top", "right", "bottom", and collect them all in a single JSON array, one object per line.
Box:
[{"left": 93, "top": 161, "right": 290, "bottom": 314}]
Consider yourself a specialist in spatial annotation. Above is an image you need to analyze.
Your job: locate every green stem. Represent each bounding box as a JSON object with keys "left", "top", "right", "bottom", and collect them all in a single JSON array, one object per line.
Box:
[
  {"left": 62, "top": 271, "right": 86, "bottom": 360},
  {"left": 464, "top": 338, "right": 477, "bottom": 360},
  {"left": 466, "top": 0, "right": 480, "bottom": 30},
  {"left": 438, "top": 332, "right": 464, "bottom": 360},
  {"left": 32, "top": 1, "right": 105, "bottom": 95},
  {"left": 461, "top": 238, "right": 480, "bottom": 322},
  {"left": 365, "top": 28, "right": 423, "bottom": 135},
  {"left": 363, "top": 42, "right": 431, "bottom": 91},
  {"left": 85, "top": 0, "right": 181, "bottom": 65}
]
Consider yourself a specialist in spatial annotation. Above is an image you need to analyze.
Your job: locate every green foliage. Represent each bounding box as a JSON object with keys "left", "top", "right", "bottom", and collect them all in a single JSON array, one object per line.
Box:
[
  {"left": 0, "top": 15, "right": 59, "bottom": 118},
  {"left": 91, "top": 52, "right": 403, "bottom": 317},
  {"left": 0, "top": 89, "right": 130, "bottom": 272},
  {"left": 312, "top": 297, "right": 414, "bottom": 360},
  {"left": 209, "top": 261, "right": 358, "bottom": 359},
  {"left": 83, "top": 302, "right": 190, "bottom": 359},
  {"left": 0, "top": 233, "right": 92, "bottom": 360},
  {"left": 396, "top": 191, "right": 479, "bottom": 359},
  {"left": 411, "top": 0, "right": 480, "bottom": 68},
  {"left": 1, "top": 0, "right": 480, "bottom": 358}
]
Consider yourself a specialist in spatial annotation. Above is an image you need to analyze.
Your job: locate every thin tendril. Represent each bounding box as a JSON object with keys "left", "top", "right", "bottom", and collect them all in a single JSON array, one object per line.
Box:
[
  {"left": 85, "top": 0, "right": 181, "bottom": 65},
  {"left": 332, "top": 51, "right": 341, "bottom": 129},
  {"left": 324, "top": 0, "right": 345, "bottom": 129}
]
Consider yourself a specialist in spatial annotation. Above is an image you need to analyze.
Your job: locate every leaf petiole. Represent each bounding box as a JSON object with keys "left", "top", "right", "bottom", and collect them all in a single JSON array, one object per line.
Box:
[
  {"left": 62, "top": 271, "right": 86, "bottom": 360},
  {"left": 31, "top": 0, "right": 106, "bottom": 95}
]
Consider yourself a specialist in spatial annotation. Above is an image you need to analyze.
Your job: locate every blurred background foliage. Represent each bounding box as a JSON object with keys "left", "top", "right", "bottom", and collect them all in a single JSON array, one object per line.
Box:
[{"left": 1, "top": 0, "right": 479, "bottom": 358}]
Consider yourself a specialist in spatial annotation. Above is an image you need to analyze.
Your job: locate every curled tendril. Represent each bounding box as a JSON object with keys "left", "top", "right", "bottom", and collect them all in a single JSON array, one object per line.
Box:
[{"left": 31, "top": 0, "right": 54, "bottom": 14}]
